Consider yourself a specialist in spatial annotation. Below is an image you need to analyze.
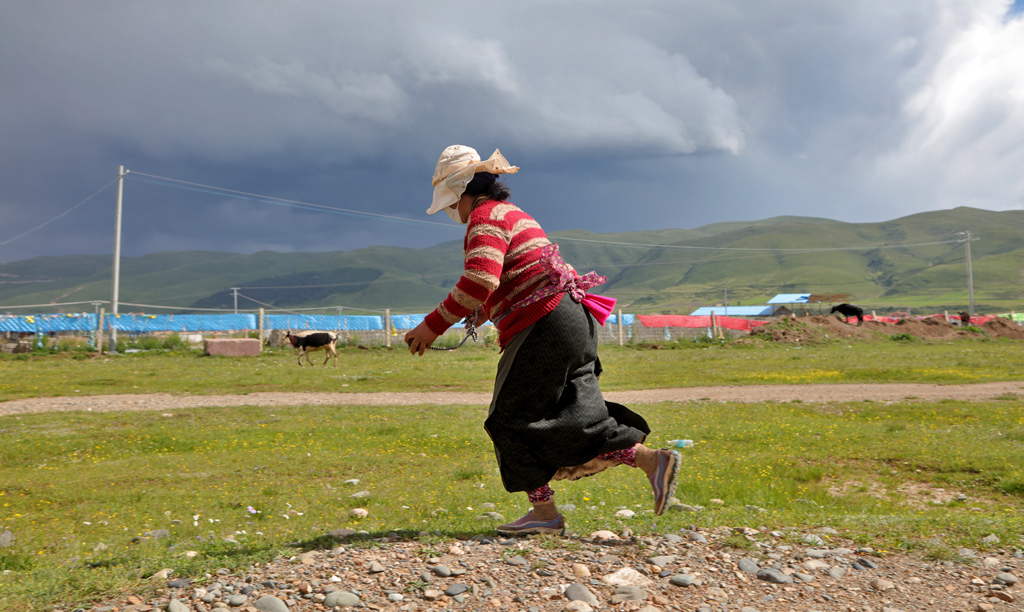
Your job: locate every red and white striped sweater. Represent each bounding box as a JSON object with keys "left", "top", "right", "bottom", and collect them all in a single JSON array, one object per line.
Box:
[{"left": 423, "top": 199, "right": 570, "bottom": 348}]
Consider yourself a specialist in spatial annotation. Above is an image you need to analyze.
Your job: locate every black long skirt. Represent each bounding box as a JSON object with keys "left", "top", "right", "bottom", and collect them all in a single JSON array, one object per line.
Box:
[{"left": 484, "top": 296, "right": 650, "bottom": 493}]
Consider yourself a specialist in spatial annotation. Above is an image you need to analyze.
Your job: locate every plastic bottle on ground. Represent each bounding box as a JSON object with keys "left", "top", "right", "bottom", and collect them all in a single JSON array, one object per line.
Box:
[{"left": 666, "top": 439, "right": 694, "bottom": 448}]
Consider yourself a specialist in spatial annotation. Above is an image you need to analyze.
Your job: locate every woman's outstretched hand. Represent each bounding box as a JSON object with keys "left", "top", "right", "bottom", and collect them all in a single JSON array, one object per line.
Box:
[{"left": 405, "top": 321, "right": 440, "bottom": 356}]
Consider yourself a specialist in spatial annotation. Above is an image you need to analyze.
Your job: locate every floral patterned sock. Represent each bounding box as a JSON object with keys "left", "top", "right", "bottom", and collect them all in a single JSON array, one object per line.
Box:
[
  {"left": 597, "top": 445, "right": 637, "bottom": 467},
  {"left": 527, "top": 484, "right": 554, "bottom": 503}
]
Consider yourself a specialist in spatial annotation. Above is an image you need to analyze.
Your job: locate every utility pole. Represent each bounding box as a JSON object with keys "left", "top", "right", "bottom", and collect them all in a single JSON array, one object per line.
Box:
[
  {"left": 109, "top": 165, "right": 126, "bottom": 352},
  {"left": 724, "top": 288, "right": 728, "bottom": 316},
  {"left": 960, "top": 231, "right": 976, "bottom": 316},
  {"left": 231, "top": 288, "right": 240, "bottom": 314}
]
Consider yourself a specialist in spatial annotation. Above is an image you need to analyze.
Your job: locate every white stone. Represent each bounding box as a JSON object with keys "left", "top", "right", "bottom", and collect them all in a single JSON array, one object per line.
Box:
[{"left": 602, "top": 567, "right": 655, "bottom": 587}]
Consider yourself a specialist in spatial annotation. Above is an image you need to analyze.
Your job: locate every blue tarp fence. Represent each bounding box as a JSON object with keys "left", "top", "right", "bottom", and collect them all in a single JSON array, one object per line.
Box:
[
  {"left": 0, "top": 313, "right": 98, "bottom": 333},
  {"left": 0, "top": 313, "right": 392, "bottom": 333},
  {"left": 1, "top": 311, "right": 643, "bottom": 334},
  {"left": 266, "top": 314, "right": 383, "bottom": 331},
  {"left": 108, "top": 314, "right": 257, "bottom": 332}
]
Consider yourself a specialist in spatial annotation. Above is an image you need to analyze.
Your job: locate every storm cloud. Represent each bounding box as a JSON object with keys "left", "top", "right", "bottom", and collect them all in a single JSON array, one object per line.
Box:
[{"left": 1, "top": 0, "right": 1022, "bottom": 262}]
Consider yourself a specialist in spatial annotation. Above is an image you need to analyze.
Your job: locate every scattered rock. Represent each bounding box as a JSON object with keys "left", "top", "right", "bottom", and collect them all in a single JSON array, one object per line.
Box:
[
  {"left": 167, "top": 600, "right": 190, "bottom": 612},
  {"left": 647, "top": 555, "right": 676, "bottom": 567},
  {"left": 756, "top": 568, "right": 793, "bottom": 584},
  {"left": 610, "top": 585, "right": 648, "bottom": 603},
  {"left": 253, "top": 595, "right": 289, "bottom": 612},
  {"left": 445, "top": 583, "right": 469, "bottom": 596},
  {"left": 738, "top": 558, "right": 759, "bottom": 573},
  {"left": 602, "top": 567, "right": 655, "bottom": 587},
  {"left": 227, "top": 593, "right": 248, "bottom": 606},
  {"left": 870, "top": 578, "right": 896, "bottom": 591},
  {"left": 994, "top": 572, "right": 1018, "bottom": 585},
  {"left": 323, "top": 590, "right": 359, "bottom": 607},
  {"left": 565, "top": 583, "right": 599, "bottom": 605},
  {"left": 329, "top": 529, "right": 356, "bottom": 541},
  {"left": 669, "top": 574, "right": 701, "bottom": 587},
  {"left": 421, "top": 589, "right": 444, "bottom": 600},
  {"left": 981, "top": 533, "right": 1000, "bottom": 545}
]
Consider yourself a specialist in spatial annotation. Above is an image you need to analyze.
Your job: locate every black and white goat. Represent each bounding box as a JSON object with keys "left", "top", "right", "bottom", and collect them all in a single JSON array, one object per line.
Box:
[{"left": 285, "top": 331, "right": 339, "bottom": 367}]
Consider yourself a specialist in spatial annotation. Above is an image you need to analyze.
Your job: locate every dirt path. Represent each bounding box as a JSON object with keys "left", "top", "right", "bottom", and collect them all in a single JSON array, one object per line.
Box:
[{"left": 2, "top": 381, "right": 1022, "bottom": 417}]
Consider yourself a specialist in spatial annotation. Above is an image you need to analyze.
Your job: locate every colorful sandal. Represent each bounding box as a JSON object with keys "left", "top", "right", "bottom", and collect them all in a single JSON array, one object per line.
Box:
[
  {"left": 649, "top": 449, "right": 681, "bottom": 515},
  {"left": 496, "top": 512, "right": 566, "bottom": 536}
]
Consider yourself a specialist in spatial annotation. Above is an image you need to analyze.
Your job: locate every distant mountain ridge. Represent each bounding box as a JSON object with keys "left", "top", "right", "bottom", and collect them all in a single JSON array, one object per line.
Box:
[{"left": 1, "top": 207, "right": 1021, "bottom": 315}]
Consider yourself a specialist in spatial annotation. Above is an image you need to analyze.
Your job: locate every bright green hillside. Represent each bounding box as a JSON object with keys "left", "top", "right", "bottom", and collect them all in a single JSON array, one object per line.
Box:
[{"left": 1, "top": 207, "right": 1021, "bottom": 315}]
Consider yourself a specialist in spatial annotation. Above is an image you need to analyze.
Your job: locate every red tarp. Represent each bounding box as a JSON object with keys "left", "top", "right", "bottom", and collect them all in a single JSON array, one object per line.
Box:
[
  {"left": 637, "top": 313, "right": 996, "bottom": 331},
  {"left": 864, "top": 314, "right": 998, "bottom": 325},
  {"left": 636, "top": 314, "right": 769, "bottom": 332}
]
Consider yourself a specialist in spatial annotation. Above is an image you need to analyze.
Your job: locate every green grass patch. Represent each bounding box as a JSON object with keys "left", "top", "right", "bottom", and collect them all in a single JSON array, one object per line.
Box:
[{"left": 3, "top": 339, "right": 1024, "bottom": 401}]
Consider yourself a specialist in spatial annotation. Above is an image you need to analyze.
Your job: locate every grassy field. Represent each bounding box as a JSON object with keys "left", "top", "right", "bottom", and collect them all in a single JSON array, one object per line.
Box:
[
  {"left": 1, "top": 339, "right": 1023, "bottom": 611},
  {"left": 3, "top": 337, "right": 1024, "bottom": 401}
]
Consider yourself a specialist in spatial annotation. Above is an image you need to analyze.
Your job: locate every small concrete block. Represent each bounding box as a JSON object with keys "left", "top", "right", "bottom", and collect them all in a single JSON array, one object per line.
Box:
[{"left": 204, "top": 338, "right": 261, "bottom": 356}]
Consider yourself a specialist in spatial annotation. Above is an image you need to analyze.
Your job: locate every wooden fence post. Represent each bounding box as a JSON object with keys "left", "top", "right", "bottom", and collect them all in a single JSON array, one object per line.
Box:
[
  {"left": 258, "top": 308, "right": 265, "bottom": 343},
  {"left": 943, "top": 310, "right": 949, "bottom": 322},
  {"left": 618, "top": 309, "right": 624, "bottom": 347},
  {"left": 96, "top": 308, "right": 105, "bottom": 354},
  {"left": 384, "top": 309, "right": 391, "bottom": 348},
  {"left": 710, "top": 311, "right": 718, "bottom": 339}
]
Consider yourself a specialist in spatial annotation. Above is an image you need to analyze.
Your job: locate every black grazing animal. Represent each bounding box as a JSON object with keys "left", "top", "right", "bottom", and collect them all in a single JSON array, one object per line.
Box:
[
  {"left": 285, "top": 331, "right": 339, "bottom": 367},
  {"left": 959, "top": 311, "right": 971, "bottom": 326},
  {"left": 830, "top": 303, "right": 864, "bottom": 326}
]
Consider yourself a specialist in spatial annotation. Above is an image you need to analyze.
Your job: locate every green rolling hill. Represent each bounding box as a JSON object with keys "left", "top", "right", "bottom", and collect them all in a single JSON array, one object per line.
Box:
[{"left": 1, "top": 207, "right": 1021, "bottom": 315}]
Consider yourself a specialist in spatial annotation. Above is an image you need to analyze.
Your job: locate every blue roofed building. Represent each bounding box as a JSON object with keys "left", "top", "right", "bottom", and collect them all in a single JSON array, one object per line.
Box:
[
  {"left": 767, "top": 293, "right": 812, "bottom": 304},
  {"left": 690, "top": 305, "right": 774, "bottom": 317}
]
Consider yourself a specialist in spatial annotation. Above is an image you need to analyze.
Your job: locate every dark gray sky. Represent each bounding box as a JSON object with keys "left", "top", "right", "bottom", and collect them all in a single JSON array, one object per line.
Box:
[{"left": 2, "top": 0, "right": 1023, "bottom": 263}]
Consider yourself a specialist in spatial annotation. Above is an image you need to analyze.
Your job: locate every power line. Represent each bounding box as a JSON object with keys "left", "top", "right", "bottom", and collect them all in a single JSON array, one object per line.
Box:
[
  {"left": 0, "top": 177, "right": 119, "bottom": 246},
  {"left": 128, "top": 171, "right": 457, "bottom": 230}
]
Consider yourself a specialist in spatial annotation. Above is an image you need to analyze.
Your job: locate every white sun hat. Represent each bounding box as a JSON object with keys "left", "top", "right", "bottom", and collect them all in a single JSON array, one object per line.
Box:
[{"left": 427, "top": 145, "right": 519, "bottom": 215}]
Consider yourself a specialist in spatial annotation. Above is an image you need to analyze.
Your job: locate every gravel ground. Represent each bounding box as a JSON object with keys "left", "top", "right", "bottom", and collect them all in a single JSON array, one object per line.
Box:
[
  {"left": 82, "top": 526, "right": 1021, "bottom": 612},
  {"left": 4, "top": 381, "right": 1024, "bottom": 417}
]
